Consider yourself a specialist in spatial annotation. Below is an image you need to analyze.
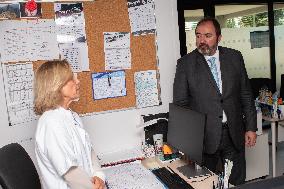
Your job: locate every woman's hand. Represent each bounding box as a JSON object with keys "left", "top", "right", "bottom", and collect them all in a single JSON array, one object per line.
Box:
[{"left": 92, "top": 176, "right": 105, "bottom": 189}]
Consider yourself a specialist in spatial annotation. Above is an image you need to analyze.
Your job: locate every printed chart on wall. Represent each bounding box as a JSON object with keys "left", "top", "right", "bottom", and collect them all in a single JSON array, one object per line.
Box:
[
  {"left": 127, "top": 0, "right": 156, "bottom": 36},
  {"left": 1, "top": 62, "right": 36, "bottom": 126},
  {"left": 104, "top": 32, "right": 131, "bottom": 71},
  {"left": 134, "top": 70, "right": 160, "bottom": 108}
]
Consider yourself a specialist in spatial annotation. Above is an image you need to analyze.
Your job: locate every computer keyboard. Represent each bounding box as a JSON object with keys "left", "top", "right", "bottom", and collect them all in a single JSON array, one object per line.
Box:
[{"left": 152, "top": 167, "right": 194, "bottom": 189}]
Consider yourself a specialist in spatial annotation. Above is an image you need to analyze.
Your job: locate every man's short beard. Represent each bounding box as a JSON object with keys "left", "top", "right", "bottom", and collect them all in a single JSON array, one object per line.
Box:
[
  {"left": 197, "top": 43, "right": 217, "bottom": 56},
  {"left": 198, "top": 47, "right": 211, "bottom": 55}
]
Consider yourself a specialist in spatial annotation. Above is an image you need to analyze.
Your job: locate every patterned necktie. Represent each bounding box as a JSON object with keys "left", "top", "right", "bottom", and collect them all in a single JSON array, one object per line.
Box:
[{"left": 208, "top": 57, "right": 220, "bottom": 90}]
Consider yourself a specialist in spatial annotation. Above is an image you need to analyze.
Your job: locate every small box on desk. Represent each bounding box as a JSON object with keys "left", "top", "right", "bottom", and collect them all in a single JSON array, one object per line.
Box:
[{"left": 157, "top": 152, "right": 182, "bottom": 164}]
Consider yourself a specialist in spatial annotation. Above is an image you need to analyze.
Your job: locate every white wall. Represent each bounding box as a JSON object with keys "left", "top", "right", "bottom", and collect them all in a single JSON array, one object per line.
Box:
[{"left": 0, "top": 0, "right": 180, "bottom": 162}]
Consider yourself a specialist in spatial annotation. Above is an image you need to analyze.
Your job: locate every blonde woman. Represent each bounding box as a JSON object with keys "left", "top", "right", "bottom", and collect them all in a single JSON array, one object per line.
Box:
[{"left": 34, "top": 60, "right": 105, "bottom": 189}]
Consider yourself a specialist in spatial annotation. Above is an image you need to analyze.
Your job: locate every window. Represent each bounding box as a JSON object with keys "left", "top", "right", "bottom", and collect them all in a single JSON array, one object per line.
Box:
[{"left": 216, "top": 4, "right": 270, "bottom": 79}]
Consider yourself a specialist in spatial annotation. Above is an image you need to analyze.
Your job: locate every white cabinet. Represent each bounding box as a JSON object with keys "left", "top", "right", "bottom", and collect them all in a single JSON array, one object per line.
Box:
[
  {"left": 277, "top": 122, "right": 284, "bottom": 142},
  {"left": 245, "top": 132, "right": 269, "bottom": 181}
]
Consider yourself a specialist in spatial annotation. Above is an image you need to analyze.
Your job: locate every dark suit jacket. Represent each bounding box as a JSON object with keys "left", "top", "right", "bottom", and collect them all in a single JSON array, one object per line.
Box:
[{"left": 173, "top": 46, "right": 257, "bottom": 154}]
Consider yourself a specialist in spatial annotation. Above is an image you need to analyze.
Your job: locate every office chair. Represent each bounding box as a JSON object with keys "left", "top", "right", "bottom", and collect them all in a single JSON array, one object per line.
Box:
[
  {"left": 249, "top": 77, "right": 274, "bottom": 99},
  {"left": 0, "top": 143, "right": 41, "bottom": 189}
]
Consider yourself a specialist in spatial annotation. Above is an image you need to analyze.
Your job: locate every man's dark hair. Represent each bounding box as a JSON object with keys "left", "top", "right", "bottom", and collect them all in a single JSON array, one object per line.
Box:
[{"left": 195, "top": 17, "right": 221, "bottom": 37}]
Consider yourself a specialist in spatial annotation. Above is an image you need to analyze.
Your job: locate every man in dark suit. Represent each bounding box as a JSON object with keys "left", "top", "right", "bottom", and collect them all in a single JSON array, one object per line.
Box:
[{"left": 173, "top": 17, "right": 257, "bottom": 185}]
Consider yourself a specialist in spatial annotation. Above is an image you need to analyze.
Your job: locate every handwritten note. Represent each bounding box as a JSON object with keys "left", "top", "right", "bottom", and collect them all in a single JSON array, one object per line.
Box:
[{"left": 0, "top": 19, "right": 59, "bottom": 63}]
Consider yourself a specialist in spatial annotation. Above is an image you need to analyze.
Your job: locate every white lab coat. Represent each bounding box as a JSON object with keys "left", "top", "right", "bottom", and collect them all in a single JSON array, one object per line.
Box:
[{"left": 35, "top": 107, "right": 104, "bottom": 189}]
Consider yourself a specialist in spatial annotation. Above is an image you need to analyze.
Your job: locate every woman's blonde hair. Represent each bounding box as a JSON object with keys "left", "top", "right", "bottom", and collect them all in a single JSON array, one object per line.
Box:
[{"left": 34, "top": 60, "right": 73, "bottom": 115}]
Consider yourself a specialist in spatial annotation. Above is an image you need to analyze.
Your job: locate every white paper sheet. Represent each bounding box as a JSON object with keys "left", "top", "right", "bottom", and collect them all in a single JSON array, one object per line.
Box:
[
  {"left": 54, "top": 3, "right": 89, "bottom": 72},
  {"left": 0, "top": 19, "right": 59, "bottom": 63},
  {"left": 104, "top": 32, "right": 131, "bottom": 70},
  {"left": 54, "top": 3, "right": 86, "bottom": 43},
  {"left": 104, "top": 163, "right": 164, "bottom": 189},
  {"left": 127, "top": 0, "right": 156, "bottom": 36},
  {"left": 26, "top": 19, "right": 59, "bottom": 61},
  {"left": 59, "top": 43, "right": 89, "bottom": 72},
  {"left": 135, "top": 70, "right": 160, "bottom": 108},
  {"left": 2, "top": 62, "right": 36, "bottom": 126}
]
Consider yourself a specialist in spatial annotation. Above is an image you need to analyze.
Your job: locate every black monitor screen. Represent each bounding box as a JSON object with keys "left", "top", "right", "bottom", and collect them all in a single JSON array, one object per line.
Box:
[{"left": 167, "top": 103, "right": 206, "bottom": 166}]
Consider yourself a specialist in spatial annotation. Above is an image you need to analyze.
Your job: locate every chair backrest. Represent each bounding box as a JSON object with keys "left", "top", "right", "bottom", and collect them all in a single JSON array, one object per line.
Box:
[
  {"left": 0, "top": 143, "right": 41, "bottom": 189},
  {"left": 249, "top": 78, "right": 274, "bottom": 99}
]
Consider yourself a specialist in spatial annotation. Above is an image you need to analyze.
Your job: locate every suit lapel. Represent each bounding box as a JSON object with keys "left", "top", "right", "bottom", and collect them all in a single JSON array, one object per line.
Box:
[
  {"left": 197, "top": 52, "right": 221, "bottom": 94},
  {"left": 219, "top": 47, "right": 228, "bottom": 96}
]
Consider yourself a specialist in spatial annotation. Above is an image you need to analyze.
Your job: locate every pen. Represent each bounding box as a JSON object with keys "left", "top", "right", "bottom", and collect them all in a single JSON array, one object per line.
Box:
[{"left": 108, "top": 75, "right": 111, "bottom": 87}]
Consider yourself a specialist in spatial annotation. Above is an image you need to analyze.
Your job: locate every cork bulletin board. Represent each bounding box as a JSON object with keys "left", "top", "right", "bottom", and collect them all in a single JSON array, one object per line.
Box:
[
  {"left": 72, "top": 0, "right": 159, "bottom": 114},
  {"left": 2, "top": 0, "right": 160, "bottom": 115},
  {"left": 49, "top": 0, "right": 158, "bottom": 114}
]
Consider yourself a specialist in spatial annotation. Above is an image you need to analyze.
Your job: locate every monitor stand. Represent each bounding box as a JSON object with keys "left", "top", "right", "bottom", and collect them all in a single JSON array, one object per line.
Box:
[{"left": 177, "top": 163, "right": 212, "bottom": 179}]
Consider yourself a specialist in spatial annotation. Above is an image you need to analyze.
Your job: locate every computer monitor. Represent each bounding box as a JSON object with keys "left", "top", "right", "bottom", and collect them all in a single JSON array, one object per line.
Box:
[{"left": 167, "top": 103, "right": 211, "bottom": 178}]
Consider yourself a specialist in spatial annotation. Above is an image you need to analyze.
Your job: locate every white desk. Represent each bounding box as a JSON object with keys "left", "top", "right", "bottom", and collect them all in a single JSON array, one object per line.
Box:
[
  {"left": 262, "top": 116, "right": 284, "bottom": 177},
  {"left": 245, "top": 132, "right": 269, "bottom": 181},
  {"left": 142, "top": 157, "right": 218, "bottom": 189}
]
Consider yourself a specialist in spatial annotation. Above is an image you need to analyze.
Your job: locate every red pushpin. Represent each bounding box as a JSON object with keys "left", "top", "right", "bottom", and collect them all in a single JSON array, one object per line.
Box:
[{"left": 25, "top": 0, "right": 38, "bottom": 17}]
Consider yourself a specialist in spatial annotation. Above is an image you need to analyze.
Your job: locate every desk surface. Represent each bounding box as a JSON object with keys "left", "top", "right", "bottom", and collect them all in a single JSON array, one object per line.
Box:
[
  {"left": 232, "top": 175, "right": 284, "bottom": 189},
  {"left": 142, "top": 157, "right": 218, "bottom": 189},
  {"left": 262, "top": 115, "right": 284, "bottom": 122}
]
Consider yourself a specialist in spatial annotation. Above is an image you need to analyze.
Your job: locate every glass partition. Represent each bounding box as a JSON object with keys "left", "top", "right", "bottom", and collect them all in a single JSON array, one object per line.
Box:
[
  {"left": 274, "top": 3, "right": 284, "bottom": 90},
  {"left": 185, "top": 5, "right": 270, "bottom": 79},
  {"left": 217, "top": 4, "right": 270, "bottom": 79}
]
